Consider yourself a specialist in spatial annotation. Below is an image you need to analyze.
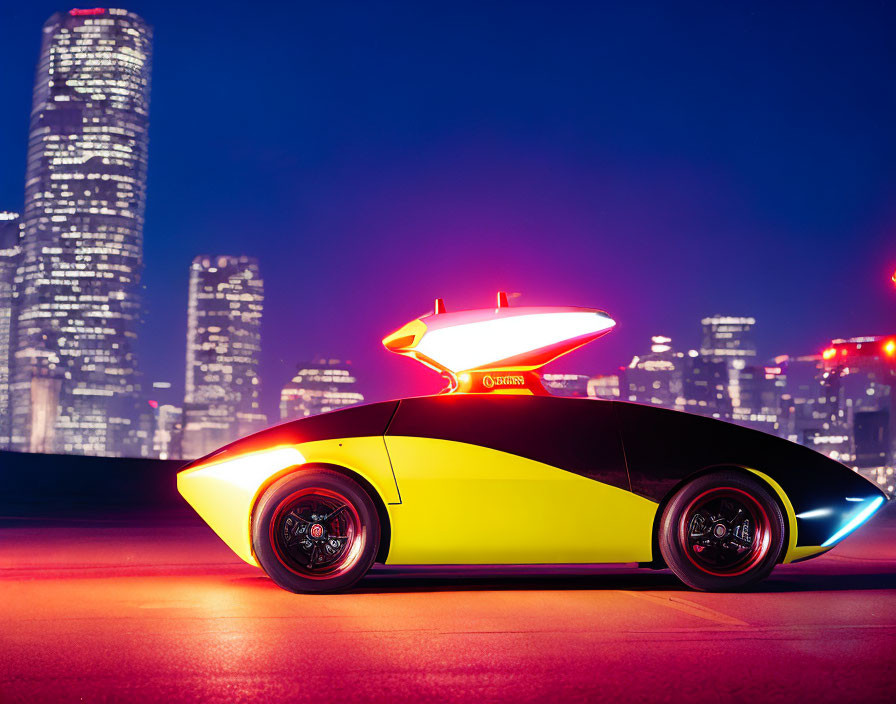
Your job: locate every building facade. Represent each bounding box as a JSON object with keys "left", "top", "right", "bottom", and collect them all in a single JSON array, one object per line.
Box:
[
  {"left": 151, "top": 403, "right": 183, "bottom": 461},
  {"left": 541, "top": 373, "right": 591, "bottom": 397},
  {"left": 623, "top": 336, "right": 683, "bottom": 409},
  {"left": 0, "top": 212, "right": 23, "bottom": 448},
  {"left": 586, "top": 373, "right": 620, "bottom": 400},
  {"left": 819, "top": 337, "right": 896, "bottom": 478},
  {"left": 699, "top": 315, "right": 757, "bottom": 418},
  {"left": 10, "top": 8, "right": 152, "bottom": 455},
  {"left": 182, "top": 255, "right": 265, "bottom": 458},
  {"left": 279, "top": 360, "right": 364, "bottom": 420}
]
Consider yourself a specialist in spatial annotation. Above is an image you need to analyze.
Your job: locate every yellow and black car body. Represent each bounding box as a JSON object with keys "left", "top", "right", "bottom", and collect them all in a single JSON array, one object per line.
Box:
[{"left": 178, "top": 296, "right": 888, "bottom": 593}]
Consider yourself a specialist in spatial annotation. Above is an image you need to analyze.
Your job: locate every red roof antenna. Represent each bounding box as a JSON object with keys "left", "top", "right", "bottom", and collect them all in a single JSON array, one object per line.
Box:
[
  {"left": 434, "top": 298, "right": 447, "bottom": 314},
  {"left": 496, "top": 291, "right": 510, "bottom": 309}
]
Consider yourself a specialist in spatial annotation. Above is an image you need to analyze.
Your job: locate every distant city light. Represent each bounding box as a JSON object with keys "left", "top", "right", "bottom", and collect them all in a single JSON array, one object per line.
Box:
[{"left": 280, "top": 360, "right": 364, "bottom": 420}]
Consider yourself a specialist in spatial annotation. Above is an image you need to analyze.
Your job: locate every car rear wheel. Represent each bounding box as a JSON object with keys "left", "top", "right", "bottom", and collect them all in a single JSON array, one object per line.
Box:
[
  {"left": 659, "top": 471, "right": 785, "bottom": 591},
  {"left": 252, "top": 468, "right": 380, "bottom": 593}
]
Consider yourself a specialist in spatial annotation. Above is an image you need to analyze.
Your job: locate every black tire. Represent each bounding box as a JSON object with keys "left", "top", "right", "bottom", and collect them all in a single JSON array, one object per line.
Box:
[
  {"left": 252, "top": 467, "right": 380, "bottom": 594},
  {"left": 659, "top": 470, "right": 786, "bottom": 592}
]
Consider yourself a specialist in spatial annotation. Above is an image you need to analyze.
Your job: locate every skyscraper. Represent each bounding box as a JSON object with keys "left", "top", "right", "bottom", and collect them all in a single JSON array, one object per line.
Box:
[
  {"left": 699, "top": 315, "right": 757, "bottom": 416},
  {"left": 623, "top": 335, "right": 683, "bottom": 408},
  {"left": 279, "top": 360, "right": 364, "bottom": 420},
  {"left": 0, "top": 212, "right": 23, "bottom": 448},
  {"left": 682, "top": 354, "right": 732, "bottom": 418},
  {"left": 10, "top": 8, "right": 152, "bottom": 455},
  {"left": 183, "top": 255, "right": 265, "bottom": 458}
]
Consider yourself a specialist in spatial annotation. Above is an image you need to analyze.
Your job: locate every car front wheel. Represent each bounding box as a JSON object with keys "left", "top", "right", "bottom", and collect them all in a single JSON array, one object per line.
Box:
[
  {"left": 252, "top": 468, "right": 380, "bottom": 593},
  {"left": 659, "top": 470, "right": 786, "bottom": 591}
]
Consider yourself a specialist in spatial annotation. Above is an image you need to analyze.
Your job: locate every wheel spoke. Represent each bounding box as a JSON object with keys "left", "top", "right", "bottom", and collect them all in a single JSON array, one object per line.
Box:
[
  {"left": 681, "top": 487, "right": 770, "bottom": 575},
  {"left": 284, "top": 529, "right": 301, "bottom": 547},
  {"left": 725, "top": 508, "right": 745, "bottom": 527},
  {"left": 325, "top": 504, "right": 348, "bottom": 522},
  {"left": 272, "top": 489, "right": 364, "bottom": 577}
]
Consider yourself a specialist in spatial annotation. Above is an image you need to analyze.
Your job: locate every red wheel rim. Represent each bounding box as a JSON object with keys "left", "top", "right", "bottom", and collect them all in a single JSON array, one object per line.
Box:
[
  {"left": 678, "top": 486, "right": 772, "bottom": 577},
  {"left": 269, "top": 487, "right": 364, "bottom": 580}
]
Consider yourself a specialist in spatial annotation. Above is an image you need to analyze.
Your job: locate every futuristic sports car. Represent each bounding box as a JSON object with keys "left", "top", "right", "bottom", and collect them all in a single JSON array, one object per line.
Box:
[{"left": 178, "top": 294, "right": 888, "bottom": 593}]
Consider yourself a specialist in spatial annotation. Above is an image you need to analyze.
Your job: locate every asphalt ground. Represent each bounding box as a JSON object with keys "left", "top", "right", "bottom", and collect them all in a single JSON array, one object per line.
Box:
[{"left": 1, "top": 504, "right": 895, "bottom": 703}]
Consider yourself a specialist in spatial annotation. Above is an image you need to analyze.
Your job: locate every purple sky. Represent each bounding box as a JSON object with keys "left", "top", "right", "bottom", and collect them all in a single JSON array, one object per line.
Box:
[{"left": 1, "top": 1, "right": 894, "bottom": 416}]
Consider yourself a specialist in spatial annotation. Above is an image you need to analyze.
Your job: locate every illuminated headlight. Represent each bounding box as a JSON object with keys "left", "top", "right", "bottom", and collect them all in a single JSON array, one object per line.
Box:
[
  {"left": 180, "top": 446, "right": 305, "bottom": 492},
  {"left": 795, "top": 508, "right": 833, "bottom": 520},
  {"left": 821, "top": 496, "right": 885, "bottom": 547}
]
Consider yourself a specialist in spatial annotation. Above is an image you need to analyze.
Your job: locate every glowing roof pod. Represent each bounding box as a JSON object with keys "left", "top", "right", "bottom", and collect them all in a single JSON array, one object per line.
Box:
[{"left": 383, "top": 292, "right": 615, "bottom": 394}]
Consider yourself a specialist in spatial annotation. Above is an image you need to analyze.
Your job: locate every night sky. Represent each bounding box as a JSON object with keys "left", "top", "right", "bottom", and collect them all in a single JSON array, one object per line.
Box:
[{"left": 1, "top": 1, "right": 894, "bottom": 417}]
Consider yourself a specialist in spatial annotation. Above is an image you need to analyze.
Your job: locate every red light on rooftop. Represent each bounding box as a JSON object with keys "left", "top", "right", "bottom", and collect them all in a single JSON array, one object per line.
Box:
[
  {"left": 822, "top": 347, "right": 836, "bottom": 361},
  {"left": 884, "top": 339, "right": 896, "bottom": 357},
  {"left": 69, "top": 8, "right": 106, "bottom": 16},
  {"left": 147, "top": 399, "right": 159, "bottom": 409}
]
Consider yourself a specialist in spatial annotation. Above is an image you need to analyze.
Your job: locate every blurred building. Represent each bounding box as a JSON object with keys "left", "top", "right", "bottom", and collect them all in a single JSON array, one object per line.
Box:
[
  {"left": 587, "top": 374, "right": 620, "bottom": 400},
  {"left": 681, "top": 353, "right": 732, "bottom": 418},
  {"left": 140, "top": 380, "right": 183, "bottom": 460},
  {"left": 778, "top": 354, "right": 825, "bottom": 442},
  {"left": 0, "top": 212, "right": 23, "bottom": 448},
  {"left": 10, "top": 9, "right": 153, "bottom": 456},
  {"left": 623, "top": 336, "right": 683, "bottom": 409},
  {"left": 700, "top": 315, "right": 758, "bottom": 362},
  {"left": 541, "top": 373, "right": 591, "bottom": 397},
  {"left": 730, "top": 363, "right": 786, "bottom": 434},
  {"left": 280, "top": 360, "right": 364, "bottom": 420},
  {"left": 151, "top": 403, "right": 183, "bottom": 461},
  {"left": 182, "top": 256, "right": 266, "bottom": 458},
  {"left": 700, "top": 315, "right": 757, "bottom": 416},
  {"left": 821, "top": 337, "right": 896, "bottom": 477}
]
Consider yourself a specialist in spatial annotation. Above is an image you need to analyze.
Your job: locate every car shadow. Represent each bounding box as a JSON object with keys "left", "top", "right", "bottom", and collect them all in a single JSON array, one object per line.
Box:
[
  {"left": 757, "top": 570, "right": 896, "bottom": 593},
  {"left": 357, "top": 566, "right": 684, "bottom": 593},
  {"left": 229, "top": 564, "right": 896, "bottom": 595}
]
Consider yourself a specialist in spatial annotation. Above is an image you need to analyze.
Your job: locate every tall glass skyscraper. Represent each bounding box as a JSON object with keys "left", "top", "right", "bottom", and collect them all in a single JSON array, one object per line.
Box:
[
  {"left": 0, "top": 212, "right": 23, "bottom": 448},
  {"left": 183, "top": 255, "right": 266, "bottom": 459},
  {"left": 10, "top": 9, "right": 152, "bottom": 455}
]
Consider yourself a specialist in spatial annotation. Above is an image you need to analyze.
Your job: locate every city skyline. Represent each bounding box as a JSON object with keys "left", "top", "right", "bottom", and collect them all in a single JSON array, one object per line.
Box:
[{"left": 0, "top": 2, "right": 894, "bottom": 421}]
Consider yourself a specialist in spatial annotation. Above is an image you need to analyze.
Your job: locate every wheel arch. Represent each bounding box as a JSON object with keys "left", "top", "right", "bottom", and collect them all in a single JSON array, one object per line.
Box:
[
  {"left": 249, "top": 462, "right": 393, "bottom": 565},
  {"left": 645, "top": 463, "right": 796, "bottom": 568}
]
